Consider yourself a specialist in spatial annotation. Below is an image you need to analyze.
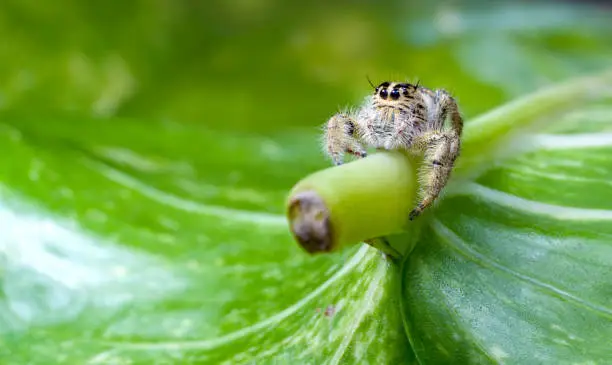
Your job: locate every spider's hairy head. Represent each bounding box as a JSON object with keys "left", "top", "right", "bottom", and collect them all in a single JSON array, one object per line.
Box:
[{"left": 372, "top": 81, "right": 419, "bottom": 105}]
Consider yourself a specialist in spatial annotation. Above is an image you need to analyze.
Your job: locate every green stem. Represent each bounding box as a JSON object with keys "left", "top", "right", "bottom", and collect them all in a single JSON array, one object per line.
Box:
[
  {"left": 286, "top": 151, "right": 417, "bottom": 254},
  {"left": 459, "top": 68, "right": 612, "bottom": 173}
]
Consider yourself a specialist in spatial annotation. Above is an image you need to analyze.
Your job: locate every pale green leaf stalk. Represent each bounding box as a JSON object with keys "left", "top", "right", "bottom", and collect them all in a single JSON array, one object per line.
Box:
[
  {"left": 287, "top": 151, "right": 417, "bottom": 255},
  {"left": 458, "top": 68, "right": 612, "bottom": 174},
  {"left": 286, "top": 68, "right": 612, "bottom": 256}
]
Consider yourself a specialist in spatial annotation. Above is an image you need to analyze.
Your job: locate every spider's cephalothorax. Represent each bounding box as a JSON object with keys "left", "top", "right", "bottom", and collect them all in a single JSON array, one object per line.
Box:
[{"left": 324, "top": 80, "right": 463, "bottom": 220}]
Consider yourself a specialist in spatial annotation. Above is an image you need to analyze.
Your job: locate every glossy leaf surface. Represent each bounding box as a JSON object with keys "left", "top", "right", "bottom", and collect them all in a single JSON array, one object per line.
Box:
[{"left": 1, "top": 1, "right": 612, "bottom": 364}]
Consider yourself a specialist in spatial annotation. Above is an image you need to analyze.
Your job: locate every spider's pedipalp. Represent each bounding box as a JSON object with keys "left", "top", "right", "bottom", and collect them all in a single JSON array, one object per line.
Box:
[{"left": 323, "top": 113, "right": 367, "bottom": 165}]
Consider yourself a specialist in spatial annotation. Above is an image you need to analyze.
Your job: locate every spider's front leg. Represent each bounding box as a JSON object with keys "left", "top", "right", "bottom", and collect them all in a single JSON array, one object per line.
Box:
[
  {"left": 324, "top": 113, "right": 367, "bottom": 165},
  {"left": 409, "top": 131, "right": 461, "bottom": 220}
]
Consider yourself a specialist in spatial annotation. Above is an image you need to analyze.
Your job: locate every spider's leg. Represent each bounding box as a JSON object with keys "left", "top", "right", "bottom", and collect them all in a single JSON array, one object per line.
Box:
[
  {"left": 434, "top": 89, "right": 464, "bottom": 137},
  {"left": 409, "top": 131, "right": 460, "bottom": 220},
  {"left": 324, "top": 113, "right": 367, "bottom": 165}
]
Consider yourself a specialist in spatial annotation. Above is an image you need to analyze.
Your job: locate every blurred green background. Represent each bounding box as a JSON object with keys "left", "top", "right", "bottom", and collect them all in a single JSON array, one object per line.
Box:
[
  {"left": 2, "top": 0, "right": 612, "bottom": 363},
  {"left": 3, "top": 0, "right": 611, "bottom": 215},
  {"left": 3, "top": 0, "right": 611, "bottom": 135}
]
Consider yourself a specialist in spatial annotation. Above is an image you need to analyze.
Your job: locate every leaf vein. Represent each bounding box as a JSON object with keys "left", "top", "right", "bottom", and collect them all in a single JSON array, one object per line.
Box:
[
  {"left": 431, "top": 220, "right": 612, "bottom": 319},
  {"left": 328, "top": 260, "right": 386, "bottom": 365},
  {"left": 94, "top": 246, "right": 371, "bottom": 353},
  {"left": 453, "top": 182, "right": 612, "bottom": 221},
  {"left": 84, "top": 158, "right": 286, "bottom": 226},
  {"left": 528, "top": 133, "right": 612, "bottom": 151}
]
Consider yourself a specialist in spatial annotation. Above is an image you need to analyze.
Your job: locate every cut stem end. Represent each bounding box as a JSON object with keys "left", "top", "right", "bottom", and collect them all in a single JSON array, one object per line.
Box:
[
  {"left": 288, "top": 190, "right": 333, "bottom": 254},
  {"left": 286, "top": 151, "right": 418, "bottom": 255}
]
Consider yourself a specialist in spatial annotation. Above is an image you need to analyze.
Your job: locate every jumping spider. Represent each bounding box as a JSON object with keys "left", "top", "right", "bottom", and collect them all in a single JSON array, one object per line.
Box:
[{"left": 323, "top": 80, "right": 463, "bottom": 221}]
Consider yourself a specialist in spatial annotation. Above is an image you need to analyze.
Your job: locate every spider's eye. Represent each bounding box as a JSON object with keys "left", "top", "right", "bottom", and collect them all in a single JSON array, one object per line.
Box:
[
  {"left": 379, "top": 89, "right": 388, "bottom": 99},
  {"left": 390, "top": 89, "right": 400, "bottom": 100}
]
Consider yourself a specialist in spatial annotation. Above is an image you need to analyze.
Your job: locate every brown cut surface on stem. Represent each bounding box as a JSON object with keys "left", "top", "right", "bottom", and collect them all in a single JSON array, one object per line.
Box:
[{"left": 287, "top": 190, "right": 332, "bottom": 253}]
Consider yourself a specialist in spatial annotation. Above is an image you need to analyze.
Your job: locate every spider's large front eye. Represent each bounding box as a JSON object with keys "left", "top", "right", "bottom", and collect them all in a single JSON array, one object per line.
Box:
[
  {"left": 379, "top": 89, "right": 388, "bottom": 99},
  {"left": 390, "top": 89, "right": 400, "bottom": 100}
]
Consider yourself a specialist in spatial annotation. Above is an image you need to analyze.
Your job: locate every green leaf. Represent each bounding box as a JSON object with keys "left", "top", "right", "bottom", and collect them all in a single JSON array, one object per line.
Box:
[
  {"left": 2, "top": 1, "right": 612, "bottom": 364},
  {"left": 0, "top": 116, "right": 415, "bottom": 364},
  {"left": 401, "top": 82, "right": 612, "bottom": 364}
]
